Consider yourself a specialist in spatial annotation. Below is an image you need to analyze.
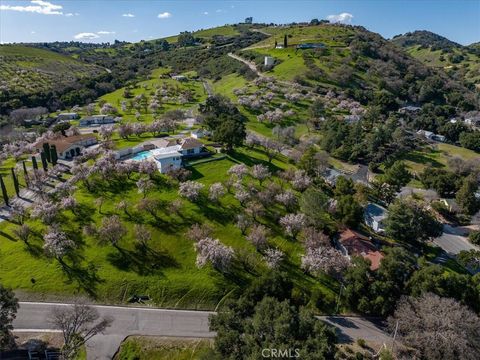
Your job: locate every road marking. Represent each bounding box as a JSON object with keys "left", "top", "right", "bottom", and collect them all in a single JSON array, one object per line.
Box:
[{"left": 18, "top": 302, "right": 216, "bottom": 315}]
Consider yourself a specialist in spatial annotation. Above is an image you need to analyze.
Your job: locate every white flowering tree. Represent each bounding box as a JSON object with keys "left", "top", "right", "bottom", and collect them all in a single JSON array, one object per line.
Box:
[
  {"left": 178, "top": 181, "right": 204, "bottom": 202},
  {"left": 246, "top": 224, "right": 269, "bottom": 250},
  {"left": 208, "top": 182, "right": 226, "bottom": 203},
  {"left": 279, "top": 213, "right": 306, "bottom": 239},
  {"left": 275, "top": 191, "right": 297, "bottom": 211},
  {"left": 263, "top": 248, "right": 284, "bottom": 269},
  {"left": 228, "top": 164, "right": 249, "bottom": 179},
  {"left": 31, "top": 201, "right": 59, "bottom": 225},
  {"left": 97, "top": 215, "right": 127, "bottom": 247},
  {"left": 194, "top": 237, "right": 234, "bottom": 272},
  {"left": 136, "top": 178, "right": 154, "bottom": 198},
  {"left": 301, "top": 247, "right": 349, "bottom": 279},
  {"left": 43, "top": 225, "right": 75, "bottom": 260},
  {"left": 251, "top": 164, "right": 271, "bottom": 185}
]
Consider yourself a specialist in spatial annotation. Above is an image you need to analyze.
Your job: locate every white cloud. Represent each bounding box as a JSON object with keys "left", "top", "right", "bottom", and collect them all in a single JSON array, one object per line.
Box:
[
  {"left": 0, "top": 0, "right": 63, "bottom": 15},
  {"left": 215, "top": 9, "right": 223, "bottom": 13},
  {"left": 97, "top": 31, "right": 115, "bottom": 35},
  {"left": 31, "top": 31, "right": 36, "bottom": 34},
  {"left": 202, "top": 11, "right": 209, "bottom": 15},
  {"left": 122, "top": 13, "right": 134, "bottom": 17},
  {"left": 65, "top": 12, "right": 79, "bottom": 17},
  {"left": 326, "top": 12, "right": 353, "bottom": 24},
  {"left": 157, "top": 12, "right": 172, "bottom": 19},
  {"left": 74, "top": 32, "right": 99, "bottom": 40}
]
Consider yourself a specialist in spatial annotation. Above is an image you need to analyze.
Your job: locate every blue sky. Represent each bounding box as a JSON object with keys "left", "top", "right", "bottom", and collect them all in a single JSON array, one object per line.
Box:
[{"left": 0, "top": 0, "right": 479, "bottom": 45}]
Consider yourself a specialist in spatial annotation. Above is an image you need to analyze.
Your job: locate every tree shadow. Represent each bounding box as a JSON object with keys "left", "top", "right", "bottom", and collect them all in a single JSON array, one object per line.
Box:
[
  {"left": 58, "top": 259, "right": 103, "bottom": 298},
  {"left": 0, "top": 230, "right": 16, "bottom": 242},
  {"left": 107, "top": 244, "right": 179, "bottom": 276},
  {"left": 228, "top": 150, "right": 283, "bottom": 173},
  {"left": 72, "top": 202, "right": 95, "bottom": 225}
]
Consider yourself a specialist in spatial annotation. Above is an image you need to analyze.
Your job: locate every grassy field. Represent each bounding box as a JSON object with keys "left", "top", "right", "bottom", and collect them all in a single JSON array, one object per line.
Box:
[
  {"left": 115, "top": 337, "right": 213, "bottom": 360},
  {"left": 401, "top": 142, "right": 480, "bottom": 175},
  {"left": 98, "top": 67, "right": 207, "bottom": 126},
  {"left": 0, "top": 146, "right": 338, "bottom": 312}
]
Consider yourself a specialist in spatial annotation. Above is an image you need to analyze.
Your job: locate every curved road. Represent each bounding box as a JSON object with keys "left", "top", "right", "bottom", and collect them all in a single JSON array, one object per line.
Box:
[{"left": 13, "top": 302, "right": 392, "bottom": 359}]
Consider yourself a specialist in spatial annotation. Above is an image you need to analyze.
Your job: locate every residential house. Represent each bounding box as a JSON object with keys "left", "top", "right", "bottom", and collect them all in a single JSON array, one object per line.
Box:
[
  {"left": 35, "top": 134, "right": 97, "bottom": 160},
  {"left": 79, "top": 115, "right": 116, "bottom": 127},
  {"left": 264, "top": 56, "right": 275, "bottom": 66},
  {"left": 56, "top": 113, "right": 79, "bottom": 121},
  {"left": 323, "top": 168, "right": 343, "bottom": 186},
  {"left": 178, "top": 137, "right": 204, "bottom": 156},
  {"left": 296, "top": 43, "right": 326, "bottom": 49},
  {"left": 464, "top": 116, "right": 480, "bottom": 128},
  {"left": 364, "top": 203, "right": 388, "bottom": 234},
  {"left": 151, "top": 147, "right": 183, "bottom": 173},
  {"left": 337, "top": 229, "right": 384, "bottom": 270},
  {"left": 398, "top": 105, "right": 421, "bottom": 114},
  {"left": 416, "top": 129, "right": 446, "bottom": 142},
  {"left": 171, "top": 75, "right": 187, "bottom": 81},
  {"left": 190, "top": 129, "right": 208, "bottom": 139}
]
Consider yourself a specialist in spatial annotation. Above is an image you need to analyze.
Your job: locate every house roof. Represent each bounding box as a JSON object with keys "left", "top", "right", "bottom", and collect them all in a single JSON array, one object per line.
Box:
[
  {"left": 35, "top": 134, "right": 97, "bottom": 153},
  {"left": 365, "top": 203, "right": 388, "bottom": 221},
  {"left": 338, "top": 229, "right": 384, "bottom": 270},
  {"left": 179, "top": 137, "right": 203, "bottom": 150},
  {"left": 149, "top": 138, "right": 178, "bottom": 149}
]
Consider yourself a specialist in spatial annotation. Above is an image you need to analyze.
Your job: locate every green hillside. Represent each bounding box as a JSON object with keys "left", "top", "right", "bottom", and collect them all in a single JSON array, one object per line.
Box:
[
  {"left": 163, "top": 24, "right": 244, "bottom": 43},
  {"left": 391, "top": 31, "right": 480, "bottom": 86},
  {"left": 237, "top": 24, "right": 475, "bottom": 109},
  {"left": 0, "top": 45, "right": 104, "bottom": 95}
]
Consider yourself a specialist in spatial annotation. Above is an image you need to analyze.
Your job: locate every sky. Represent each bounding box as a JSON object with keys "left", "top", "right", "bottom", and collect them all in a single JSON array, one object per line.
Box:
[{"left": 0, "top": 0, "right": 479, "bottom": 45}]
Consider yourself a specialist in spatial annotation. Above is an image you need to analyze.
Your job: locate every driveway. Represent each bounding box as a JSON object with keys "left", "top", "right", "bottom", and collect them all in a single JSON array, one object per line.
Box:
[
  {"left": 317, "top": 316, "right": 393, "bottom": 347},
  {"left": 13, "top": 302, "right": 215, "bottom": 360},
  {"left": 433, "top": 224, "right": 478, "bottom": 255}
]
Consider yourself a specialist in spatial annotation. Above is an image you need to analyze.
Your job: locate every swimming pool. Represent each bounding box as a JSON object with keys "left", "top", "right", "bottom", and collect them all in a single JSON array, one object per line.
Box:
[{"left": 131, "top": 150, "right": 152, "bottom": 161}]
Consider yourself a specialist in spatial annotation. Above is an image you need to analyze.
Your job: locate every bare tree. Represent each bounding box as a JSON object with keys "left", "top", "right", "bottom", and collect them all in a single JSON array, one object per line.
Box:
[
  {"left": 49, "top": 301, "right": 112, "bottom": 360},
  {"left": 388, "top": 293, "right": 480, "bottom": 360}
]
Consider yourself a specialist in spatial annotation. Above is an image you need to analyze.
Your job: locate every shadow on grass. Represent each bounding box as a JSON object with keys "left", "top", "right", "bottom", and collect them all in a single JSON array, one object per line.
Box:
[
  {"left": 107, "top": 244, "right": 179, "bottom": 276},
  {"left": 0, "top": 230, "right": 16, "bottom": 242},
  {"left": 58, "top": 259, "right": 103, "bottom": 298},
  {"left": 401, "top": 149, "right": 444, "bottom": 169},
  {"left": 228, "top": 150, "right": 283, "bottom": 173}
]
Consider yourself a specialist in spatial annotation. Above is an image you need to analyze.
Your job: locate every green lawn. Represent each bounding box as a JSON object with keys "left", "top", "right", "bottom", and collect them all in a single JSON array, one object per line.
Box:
[
  {"left": 0, "top": 147, "right": 338, "bottom": 312},
  {"left": 402, "top": 143, "right": 479, "bottom": 175}
]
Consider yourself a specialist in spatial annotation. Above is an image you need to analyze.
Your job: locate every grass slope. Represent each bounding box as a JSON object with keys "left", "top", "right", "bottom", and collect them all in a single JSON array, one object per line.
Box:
[{"left": 0, "top": 45, "right": 103, "bottom": 95}]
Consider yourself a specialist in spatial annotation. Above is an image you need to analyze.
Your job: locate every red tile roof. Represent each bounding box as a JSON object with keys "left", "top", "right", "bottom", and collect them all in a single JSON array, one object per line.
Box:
[{"left": 338, "top": 229, "right": 384, "bottom": 270}]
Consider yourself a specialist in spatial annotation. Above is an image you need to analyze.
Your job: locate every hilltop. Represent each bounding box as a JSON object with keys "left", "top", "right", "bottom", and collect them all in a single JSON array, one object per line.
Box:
[{"left": 391, "top": 30, "right": 480, "bottom": 86}]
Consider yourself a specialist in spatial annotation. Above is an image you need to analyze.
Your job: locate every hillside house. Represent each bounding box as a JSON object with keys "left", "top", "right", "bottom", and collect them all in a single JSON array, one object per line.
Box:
[
  {"left": 178, "top": 137, "right": 203, "bottom": 156},
  {"left": 416, "top": 129, "right": 446, "bottom": 142},
  {"left": 79, "top": 115, "right": 116, "bottom": 127},
  {"left": 296, "top": 43, "right": 326, "bottom": 49},
  {"left": 398, "top": 105, "right": 421, "bottom": 114},
  {"left": 464, "top": 116, "right": 480, "bottom": 128},
  {"left": 336, "top": 229, "right": 384, "bottom": 270},
  {"left": 171, "top": 75, "right": 187, "bottom": 81},
  {"left": 35, "top": 134, "right": 97, "bottom": 160},
  {"left": 56, "top": 113, "right": 79, "bottom": 121},
  {"left": 264, "top": 56, "right": 275, "bottom": 66},
  {"left": 151, "top": 147, "right": 183, "bottom": 173},
  {"left": 364, "top": 203, "right": 388, "bottom": 233}
]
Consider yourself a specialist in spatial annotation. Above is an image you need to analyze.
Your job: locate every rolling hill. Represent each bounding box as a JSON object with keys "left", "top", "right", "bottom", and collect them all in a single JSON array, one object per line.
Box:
[
  {"left": 391, "top": 30, "right": 480, "bottom": 86},
  {"left": 235, "top": 23, "right": 475, "bottom": 109},
  {"left": 0, "top": 45, "right": 104, "bottom": 96}
]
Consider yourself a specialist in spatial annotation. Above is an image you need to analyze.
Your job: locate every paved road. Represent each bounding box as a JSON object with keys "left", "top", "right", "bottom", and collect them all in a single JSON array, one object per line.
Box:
[
  {"left": 14, "top": 302, "right": 215, "bottom": 360},
  {"left": 14, "top": 302, "right": 393, "bottom": 359},
  {"left": 433, "top": 224, "right": 478, "bottom": 255},
  {"left": 318, "top": 316, "right": 393, "bottom": 346}
]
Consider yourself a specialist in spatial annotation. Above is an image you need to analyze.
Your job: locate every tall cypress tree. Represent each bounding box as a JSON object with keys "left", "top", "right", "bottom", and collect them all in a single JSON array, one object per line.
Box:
[
  {"left": 32, "top": 156, "right": 38, "bottom": 170},
  {"left": 0, "top": 175, "right": 9, "bottom": 207},
  {"left": 283, "top": 34, "right": 288, "bottom": 48},
  {"left": 50, "top": 145, "right": 58, "bottom": 166},
  {"left": 40, "top": 152, "right": 48, "bottom": 172},
  {"left": 22, "top": 161, "right": 29, "bottom": 188},
  {"left": 11, "top": 168, "right": 19, "bottom": 197},
  {"left": 42, "top": 142, "right": 51, "bottom": 162}
]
